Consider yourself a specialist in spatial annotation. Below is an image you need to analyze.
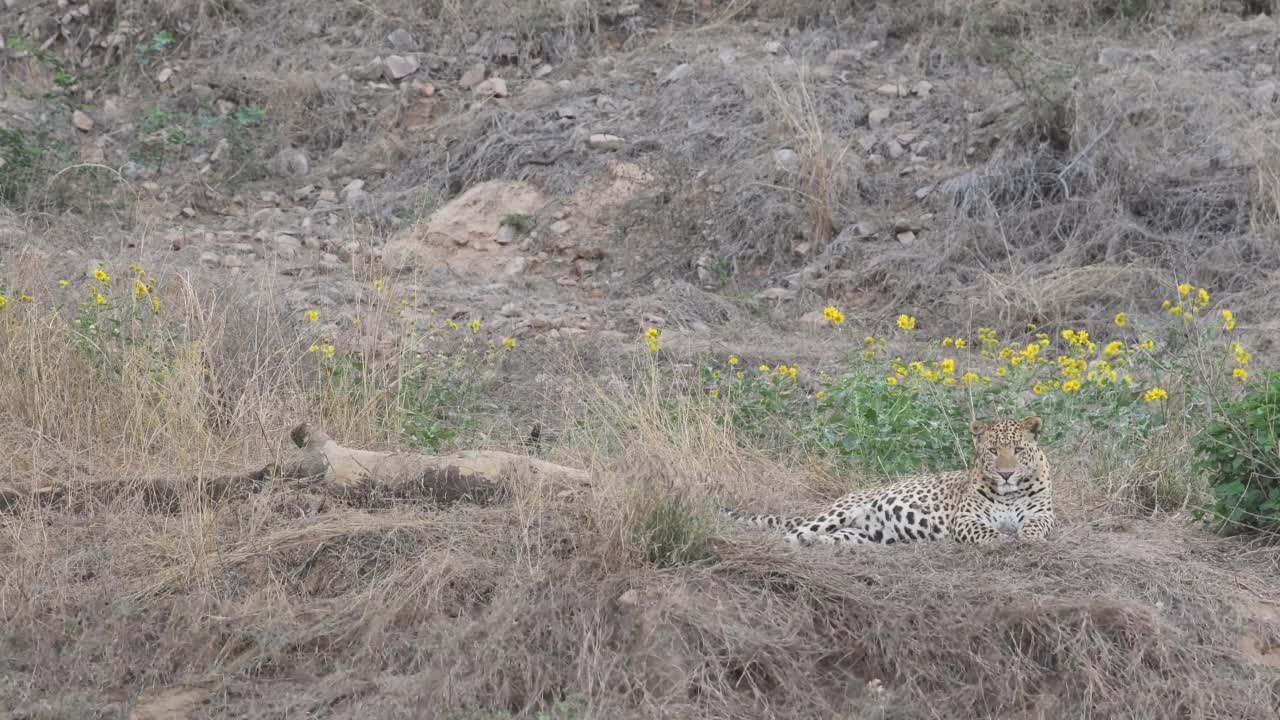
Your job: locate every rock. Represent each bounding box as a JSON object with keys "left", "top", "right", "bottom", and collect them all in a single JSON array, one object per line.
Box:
[
  {"left": 384, "top": 54, "right": 420, "bottom": 80},
  {"left": 914, "top": 185, "right": 933, "bottom": 200},
  {"left": 617, "top": 589, "right": 640, "bottom": 606},
  {"left": 911, "top": 80, "right": 933, "bottom": 97},
  {"left": 664, "top": 63, "right": 692, "bottom": 83},
  {"left": 221, "top": 254, "right": 244, "bottom": 268},
  {"left": 199, "top": 252, "right": 220, "bottom": 266},
  {"left": 473, "top": 77, "right": 509, "bottom": 98},
  {"left": 350, "top": 58, "right": 386, "bottom": 82},
  {"left": 383, "top": 179, "right": 546, "bottom": 278},
  {"left": 588, "top": 133, "right": 625, "bottom": 151},
  {"left": 763, "top": 40, "right": 783, "bottom": 54},
  {"left": 534, "top": 63, "right": 553, "bottom": 78},
  {"left": 496, "top": 223, "right": 517, "bottom": 245},
  {"left": 556, "top": 105, "right": 579, "bottom": 119},
  {"left": 268, "top": 148, "right": 310, "bottom": 177},
  {"left": 896, "top": 230, "right": 916, "bottom": 244},
  {"left": 341, "top": 179, "right": 366, "bottom": 204},
  {"left": 459, "top": 63, "right": 487, "bottom": 90},
  {"left": 387, "top": 28, "right": 419, "bottom": 52},
  {"left": 71, "top": 110, "right": 94, "bottom": 132},
  {"left": 549, "top": 220, "right": 571, "bottom": 235},
  {"left": 156, "top": 67, "right": 174, "bottom": 84},
  {"left": 886, "top": 140, "right": 905, "bottom": 159},
  {"left": 500, "top": 302, "right": 521, "bottom": 317},
  {"left": 773, "top": 148, "right": 800, "bottom": 172},
  {"left": 209, "top": 138, "right": 230, "bottom": 163},
  {"left": 273, "top": 234, "right": 301, "bottom": 257},
  {"left": 876, "top": 83, "right": 904, "bottom": 97},
  {"left": 868, "top": 107, "right": 891, "bottom": 129},
  {"left": 1251, "top": 82, "right": 1277, "bottom": 109}
]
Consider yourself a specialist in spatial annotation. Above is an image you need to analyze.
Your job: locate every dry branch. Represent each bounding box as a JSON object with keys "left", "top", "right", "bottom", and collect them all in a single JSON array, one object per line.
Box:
[{"left": 0, "top": 423, "right": 589, "bottom": 513}]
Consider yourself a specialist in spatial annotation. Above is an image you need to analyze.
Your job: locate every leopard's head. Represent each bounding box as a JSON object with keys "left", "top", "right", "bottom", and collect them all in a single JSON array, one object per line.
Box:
[{"left": 969, "top": 417, "right": 1046, "bottom": 495}]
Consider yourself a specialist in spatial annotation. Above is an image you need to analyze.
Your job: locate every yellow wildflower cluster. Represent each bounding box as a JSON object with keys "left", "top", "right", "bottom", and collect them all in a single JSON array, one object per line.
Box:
[
  {"left": 645, "top": 327, "right": 662, "bottom": 354},
  {"left": 896, "top": 313, "right": 917, "bottom": 331},
  {"left": 823, "top": 306, "right": 845, "bottom": 326}
]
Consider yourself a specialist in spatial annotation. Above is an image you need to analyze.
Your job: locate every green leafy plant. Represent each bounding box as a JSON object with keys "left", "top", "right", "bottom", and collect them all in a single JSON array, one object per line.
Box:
[{"left": 1192, "top": 370, "right": 1280, "bottom": 535}]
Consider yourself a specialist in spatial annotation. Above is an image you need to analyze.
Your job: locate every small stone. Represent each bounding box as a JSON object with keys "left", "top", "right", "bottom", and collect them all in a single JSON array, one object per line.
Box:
[
  {"left": 773, "top": 148, "right": 800, "bottom": 172},
  {"left": 588, "top": 133, "right": 625, "bottom": 151},
  {"left": 914, "top": 186, "right": 933, "bottom": 200},
  {"left": 473, "top": 77, "right": 509, "bottom": 98},
  {"left": 868, "top": 107, "right": 891, "bottom": 129},
  {"left": 71, "top": 110, "right": 94, "bottom": 132},
  {"left": 896, "top": 230, "right": 916, "bottom": 244},
  {"left": 1251, "top": 81, "right": 1277, "bottom": 109},
  {"left": 496, "top": 224, "right": 517, "bottom": 245},
  {"left": 500, "top": 302, "right": 521, "bottom": 317},
  {"left": 387, "top": 28, "right": 419, "bottom": 52},
  {"left": 763, "top": 40, "right": 783, "bottom": 54},
  {"left": 534, "top": 63, "right": 553, "bottom": 78},
  {"left": 886, "top": 140, "right": 905, "bottom": 159},
  {"left": 459, "top": 63, "right": 487, "bottom": 90},
  {"left": 350, "top": 58, "right": 386, "bottom": 82},
  {"left": 911, "top": 80, "right": 933, "bottom": 97},
  {"left": 549, "top": 220, "right": 571, "bottom": 236},
  {"left": 876, "top": 83, "right": 904, "bottom": 97},
  {"left": 556, "top": 105, "right": 579, "bottom": 119},
  {"left": 199, "top": 251, "right": 220, "bottom": 266},
  {"left": 321, "top": 252, "right": 339, "bottom": 264},
  {"left": 384, "top": 54, "right": 420, "bottom": 80},
  {"left": 269, "top": 148, "right": 310, "bottom": 177},
  {"left": 341, "top": 179, "right": 366, "bottom": 203},
  {"left": 221, "top": 254, "right": 244, "bottom": 268},
  {"left": 664, "top": 63, "right": 691, "bottom": 83}
]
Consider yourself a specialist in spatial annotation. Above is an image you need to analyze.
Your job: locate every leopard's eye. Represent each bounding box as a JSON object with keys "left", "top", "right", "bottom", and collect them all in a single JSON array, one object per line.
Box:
[
  {"left": 987, "top": 448, "right": 998, "bottom": 456},
  {"left": 1014, "top": 447, "right": 1025, "bottom": 453}
]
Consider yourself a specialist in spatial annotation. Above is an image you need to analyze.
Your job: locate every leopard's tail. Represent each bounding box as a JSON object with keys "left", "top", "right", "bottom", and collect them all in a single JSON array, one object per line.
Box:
[{"left": 719, "top": 508, "right": 808, "bottom": 532}]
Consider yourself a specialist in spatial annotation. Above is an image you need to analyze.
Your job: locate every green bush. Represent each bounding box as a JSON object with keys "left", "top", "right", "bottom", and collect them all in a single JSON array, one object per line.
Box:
[{"left": 1192, "top": 370, "right": 1280, "bottom": 535}]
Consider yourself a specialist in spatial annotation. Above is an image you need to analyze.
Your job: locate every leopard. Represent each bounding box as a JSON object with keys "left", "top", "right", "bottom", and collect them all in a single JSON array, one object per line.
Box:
[{"left": 723, "top": 416, "right": 1054, "bottom": 547}]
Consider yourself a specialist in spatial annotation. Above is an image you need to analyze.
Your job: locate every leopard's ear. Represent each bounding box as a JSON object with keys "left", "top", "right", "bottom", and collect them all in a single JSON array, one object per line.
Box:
[
  {"left": 1020, "top": 416, "right": 1043, "bottom": 437},
  {"left": 970, "top": 420, "right": 989, "bottom": 436}
]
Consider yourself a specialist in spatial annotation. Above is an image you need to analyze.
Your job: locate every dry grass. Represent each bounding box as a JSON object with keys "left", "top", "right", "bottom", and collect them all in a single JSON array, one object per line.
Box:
[{"left": 3, "top": 278, "right": 1280, "bottom": 718}]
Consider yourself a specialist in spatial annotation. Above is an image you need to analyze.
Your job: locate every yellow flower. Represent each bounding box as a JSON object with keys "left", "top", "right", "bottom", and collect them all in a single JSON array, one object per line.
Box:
[
  {"left": 712, "top": 371, "right": 721, "bottom": 380},
  {"left": 320, "top": 344, "right": 336, "bottom": 358},
  {"left": 1178, "top": 283, "right": 1192, "bottom": 297},
  {"left": 94, "top": 268, "right": 110, "bottom": 283},
  {"left": 961, "top": 371, "right": 979, "bottom": 384},
  {"left": 823, "top": 306, "right": 845, "bottom": 326},
  {"left": 502, "top": 337, "right": 517, "bottom": 349},
  {"left": 896, "top": 314, "right": 916, "bottom": 331},
  {"left": 1114, "top": 312, "right": 1126, "bottom": 327},
  {"left": 1103, "top": 341, "right": 1123, "bottom": 358},
  {"left": 308, "top": 345, "right": 319, "bottom": 353},
  {"left": 1232, "top": 342, "right": 1250, "bottom": 365},
  {"left": 374, "top": 279, "right": 385, "bottom": 292},
  {"left": 1123, "top": 374, "right": 1133, "bottom": 386},
  {"left": 352, "top": 318, "right": 360, "bottom": 326},
  {"left": 305, "top": 309, "right": 319, "bottom": 322},
  {"left": 955, "top": 338, "right": 966, "bottom": 349},
  {"left": 995, "top": 367, "right": 1007, "bottom": 377},
  {"left": 469, "top": 319, "right": 481, "bottom": 334},
  {"left": 446, "top": 319, "right": 459, "bottom": 330},
  {"left": 1032, "top": 382, "right": 1045, "bottom": 395},
  {"left": 1021, "top": 343, "right": 1040, "bottom": 360},
  {"left": 942, "top": 377, "right": 955, "bottom": 386},
  {"left": 1161, "top": 300, "right": 1172, "bottom": 309},
  {"left": 134, "top": 280, "right": 149, "bottom": 297},
  {"left": 727, "top": 355, "right": 739, "bottom": 366},
  {"left": 886, "top": 376, "right": 898, "bottom": 386},
  {"left": 942, "top": 337, "right": 954, "bottom": 347},
  {"left": 1062, "top": 379, "right": 1082, "bottom": 393},
  {"left": 151, "top": 296, "right": 160, "bottom": 314},
  {"left": 785, "top": 366, "right": 799, "bottom": 381},
  {"left": 1197, "top": 288, "right": 1209, "bottom": 306},
  {"left": 1169, "top": 306, "right": 1182, "bottom": 317},
  {"left": 0, "top": 294, "right": 8, "bottom": 308},
  {"left": 57, "top": 279, "right": 69, "bottom": 287},
  {"left": 1139, "top": 339, "right": 1155, "bottom": 351},
  {"left": 1010, "top": 356, "right": 1022, "bottom": 367},
  {"left": 1143, "top": 387, "right": 1168, "bottom": 402},
  {"left": 816, "top": 390, "right": 825, "bottom": 399},
  {"left": 19, "top": 294, "right": 33, "bottom": 303},
  {"left": 710, "top": 388, "right": 720, "bottom": 398},
  {"left": 1221, "top": 309, "right": 1235, "bottom": 331},
  {"left": 1234, "top": 367, "right": 1248, "bottom": 382},
  {"left": 758, "top": 364, "right": 770, "bottom": 373},
  {"left": 1036, "top": 332, "right": 1050, "bottom": 347},
  {"left": 736, "top": 371, "right": 745, "bottom": 379},
  {"left": 1061, "top": 329, "right": 1076, "bottom": 343},
  {"left": 940, "top": 358, "right": 955, "bottom": 374},
  {"left": 94, "top": 291, "right": 106, "bottom": 306}
]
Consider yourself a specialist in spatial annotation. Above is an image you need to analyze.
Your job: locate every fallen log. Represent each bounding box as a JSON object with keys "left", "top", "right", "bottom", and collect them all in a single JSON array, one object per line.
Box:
[{"left": 0, "top": 423, "right": 589, "bottom": 514}]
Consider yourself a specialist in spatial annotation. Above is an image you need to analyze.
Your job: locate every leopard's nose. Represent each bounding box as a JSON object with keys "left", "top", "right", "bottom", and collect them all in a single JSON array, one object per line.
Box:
[{"left": 997, "top": 471, "right": 1014, "bottom": 481}]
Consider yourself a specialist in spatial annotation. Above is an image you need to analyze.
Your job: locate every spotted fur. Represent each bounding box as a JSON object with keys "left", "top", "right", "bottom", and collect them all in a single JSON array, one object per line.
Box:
[{"left": 724, "top": 417, "right": 1054, "bottom": 547}]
